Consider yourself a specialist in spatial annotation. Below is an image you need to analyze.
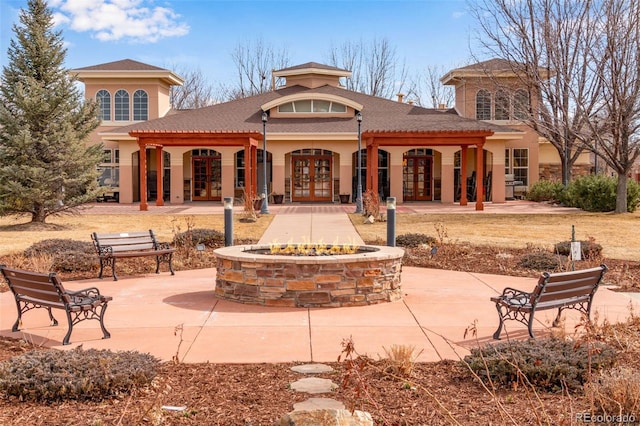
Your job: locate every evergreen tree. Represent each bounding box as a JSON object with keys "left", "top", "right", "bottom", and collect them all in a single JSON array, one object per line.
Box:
[{"left": 0, "top": 0, "right": 102, "bottom": 223}]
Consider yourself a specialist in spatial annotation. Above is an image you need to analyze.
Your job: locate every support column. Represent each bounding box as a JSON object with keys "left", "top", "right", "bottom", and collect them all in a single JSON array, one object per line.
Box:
[
  {"left": 475, "top": 143, "right": 485, "bottom": 211},
  {"left": 139, "top": 143, "right": 148, "bottom": 211},
  {"left": 156, "top": 146, "right": 164, "bottom": 206},
  {"left": 244, "top": 144, "right": 251, "bottom": 199},
  {"left": 460, "top": 146, "right": 468, "bottom": 206},
  {"left": 370, "top": 143, "right": 379, "bottom": 197}
]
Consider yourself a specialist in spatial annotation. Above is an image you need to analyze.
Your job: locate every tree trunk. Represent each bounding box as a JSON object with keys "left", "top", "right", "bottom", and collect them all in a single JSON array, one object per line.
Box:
[
  {"left": 31, "top": 205, "right": 47, "bottom": 223},
  {"left": 615, "top": 173, "right": 628, "bottom": 213}
]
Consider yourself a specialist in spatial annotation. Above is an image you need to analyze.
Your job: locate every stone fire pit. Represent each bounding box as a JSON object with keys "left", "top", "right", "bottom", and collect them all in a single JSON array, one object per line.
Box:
[{"left": 213, "top": 244, "right": 405, "bottom": 308}]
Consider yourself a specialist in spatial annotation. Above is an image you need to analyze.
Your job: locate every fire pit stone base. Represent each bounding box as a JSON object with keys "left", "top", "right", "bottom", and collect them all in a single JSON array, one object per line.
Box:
[{"left": 213, "top": 245, "right": 404, "bottom": 308}]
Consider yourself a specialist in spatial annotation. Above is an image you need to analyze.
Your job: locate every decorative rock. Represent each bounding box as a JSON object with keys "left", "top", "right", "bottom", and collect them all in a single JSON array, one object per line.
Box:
[
  {"left": 293, "top": 397, "right": 345, "bottom": 411},
  {"left": 289, "top": 377, "right": 337, "bottom": 394},
  {"left": 291, "top": 363, "right": 334, "bottom": 374},
  {"left": 276, "top": 409, "right": 373, "bottom": 426}
]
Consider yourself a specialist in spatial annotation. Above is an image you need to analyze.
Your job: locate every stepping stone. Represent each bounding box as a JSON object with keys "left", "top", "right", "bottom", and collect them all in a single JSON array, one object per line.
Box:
[
  {"left": 293, "top": 397, "right": 345, "bottom": 411},
  {"left": 289, "top": 377, "right": 338, "bottom": 394},
  {"left": 290, "top": 363, "right": 334, "bottom": 374}
]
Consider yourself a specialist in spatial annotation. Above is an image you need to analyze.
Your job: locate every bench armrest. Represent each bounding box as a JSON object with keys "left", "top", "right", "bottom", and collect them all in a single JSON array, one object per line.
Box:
[
  {"left": 97, "top": 246, "right": 114, "bottom": 257},
  {"left": 157, "top": 242, "right": 172, "bottom": 251},
  {"left": 67, "top": 287, "right": 103, "bottom": 299},
  {"left": 493, "top": 287, "right": 531, "bottom": 306}
]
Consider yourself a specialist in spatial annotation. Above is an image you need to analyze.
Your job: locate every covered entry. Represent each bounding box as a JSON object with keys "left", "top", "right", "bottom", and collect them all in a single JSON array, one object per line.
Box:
[
  {"left": 403, "top": 149, "right": 433, "bottom": 201},
  {"left": 291, "top": 149, "right": 332, "bottom": 202},
  {"left": 192, "top": 149, "right": 221, "bottom": 201}
]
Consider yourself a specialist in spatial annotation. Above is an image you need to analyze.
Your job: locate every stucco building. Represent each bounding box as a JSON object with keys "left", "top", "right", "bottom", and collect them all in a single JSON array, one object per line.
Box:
[{"left": 73, "top": 58, "right": 590, "bottom": 211}]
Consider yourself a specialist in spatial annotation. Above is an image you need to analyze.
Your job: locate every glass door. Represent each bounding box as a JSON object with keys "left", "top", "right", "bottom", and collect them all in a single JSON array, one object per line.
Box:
[
  {"left": 292, "top": 154, "right": 332, "bottom": 201},
  {"left": 403, "top": 154, "right": 432, "bottom": 201},
  {"left": 192, "top": 154, "right": 221, "bottom": 201}
]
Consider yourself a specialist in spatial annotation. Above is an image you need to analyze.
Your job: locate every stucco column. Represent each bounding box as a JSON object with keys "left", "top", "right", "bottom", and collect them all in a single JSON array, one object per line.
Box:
[
  {"left": 139, "top": 143, "right": 148, "bottom": 211},
  {"left": 167, "top": 148, "right": 184, "bottom": 204},
  {"left": 475, "top": 143, "right": 485, "bottom": 211},
  {"left": 272, "top": 151, "right": 285, "bottom": 195},
  {"left": 340, "top": 150, "right": 352, "bottom": 196},
  {"left": 440, "top": 148, "right": 456, "bottom": 204},
  {"left": 221, "top": 148, "right": 235, "bottom": 202},
  {"left": 369, "top": 142, "right": 379, "bottom": 196},
  {"left": 156, "top": 146, "right": 164, "bottom": 206},
  {"left": 460, "top": 146, "right": 468, "bottom": 206}
]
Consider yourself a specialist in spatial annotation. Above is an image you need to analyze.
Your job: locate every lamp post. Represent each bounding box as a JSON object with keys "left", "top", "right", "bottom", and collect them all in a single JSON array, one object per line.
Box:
[
  {"left": 355, "top": 112, "right": 363, "bottom": 214},
  {"left": 261, "top": 111, "right": 270, "bottom": 214}
]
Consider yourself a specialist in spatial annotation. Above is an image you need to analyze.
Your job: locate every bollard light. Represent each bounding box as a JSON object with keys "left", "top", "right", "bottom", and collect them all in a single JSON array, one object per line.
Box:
[
  {"left": 386, "top": 197, "right": 396, "bottom": 247},
  {"left": 224, "top": 196, "right": 233, "bottom": 246}
]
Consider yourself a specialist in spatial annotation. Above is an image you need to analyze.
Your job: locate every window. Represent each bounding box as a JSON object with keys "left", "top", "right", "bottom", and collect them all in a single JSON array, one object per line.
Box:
[
  {"left": 495, "top": 90, "right": 510, "bottom": 120},
  {"left": 506, "top": 148, "right": 529, "bottom": 185},
  {"left": 476, "top": 90, "right": 491, "bottom": 120},
  {"left": 98, "top": 149, "right": 120, "bottom": 188},
  {"left": 513, "top": 89, "right": 530, "bottom": 120},
  {"left": 96, "top": 90, "right": 111, "bottom": 121},
  {"left": 277, "top": 100, "right": 348, "bottom": 114},
  {"left": 133, "top": 90, "right": 148, "bottom": 120},
  {"left": 114, "top": 89, "right": 129, "bottom": 121}
]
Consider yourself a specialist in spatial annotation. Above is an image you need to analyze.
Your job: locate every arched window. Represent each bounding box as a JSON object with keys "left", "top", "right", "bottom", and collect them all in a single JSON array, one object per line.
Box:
[
  {"left": 114, "top": 89, "right": 129, "bottom": 121},
  {"left": 133, "top": 90, "right": 148, "bottom": 121},
  {"left": 476, "top": 89, "right": 492, "bottom": 120},
  {"left": 513, "top": 89, "right": 530, "bottom": 120},
  {"left": 96, "top": 90, "right": 110, "bottom": 121},
  {"left": 494, "top": 90, "right": 510, "bottom": 120}
]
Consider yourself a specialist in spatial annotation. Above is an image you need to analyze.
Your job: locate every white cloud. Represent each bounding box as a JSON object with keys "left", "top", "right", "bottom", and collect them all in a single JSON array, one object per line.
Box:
[
  {"left": 52, "top": 0, "right": 189, "bottom": 43},
  {"left": 452, "top": 11, "right": 465, "bottom": 19}
]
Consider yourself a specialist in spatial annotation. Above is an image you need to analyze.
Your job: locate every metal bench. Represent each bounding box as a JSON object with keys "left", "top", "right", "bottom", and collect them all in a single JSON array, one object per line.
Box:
[
  {"left": 491, "top": 264, "right": 607, "bottom": 339},
  {"left": 1, "top": 265, "right": 112, "bottom": 345},
  {"left": 91, "top": 230, "right": 175, "bottom": 281}
]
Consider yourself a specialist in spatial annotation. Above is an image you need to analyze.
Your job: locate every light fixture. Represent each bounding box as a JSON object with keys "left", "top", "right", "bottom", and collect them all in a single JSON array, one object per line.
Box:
[
  {"left": 261, "top": 111, "right": 270, "bottom": 214},
  {"left": 355, "top": 112, "right": 363, "bottom": 214}
]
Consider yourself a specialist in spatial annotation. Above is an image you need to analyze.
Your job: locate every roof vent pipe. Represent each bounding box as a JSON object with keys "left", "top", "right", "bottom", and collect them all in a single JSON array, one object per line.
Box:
[{"left": 396, "top": 93, "right": 404, "bottom": 103}]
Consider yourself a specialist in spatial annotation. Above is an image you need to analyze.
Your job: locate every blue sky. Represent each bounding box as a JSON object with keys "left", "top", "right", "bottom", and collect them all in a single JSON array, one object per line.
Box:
[{"left": 1, "top": 0, "right": 482, "bottom": 88}]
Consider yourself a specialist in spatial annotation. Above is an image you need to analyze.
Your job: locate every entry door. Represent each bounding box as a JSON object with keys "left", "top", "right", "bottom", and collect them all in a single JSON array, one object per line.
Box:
[
  {"left": 192, "top": 156, "right": 221, "bottom": 201},
  {"left": 292, "top": 155, "right": 332, "bottom": 201},
  {"left": 403, "top": 156, "right": 432, "bottom": 201}
]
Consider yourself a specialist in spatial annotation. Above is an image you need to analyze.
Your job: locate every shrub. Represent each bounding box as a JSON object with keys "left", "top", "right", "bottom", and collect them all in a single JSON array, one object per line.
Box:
[
  {"left": 554, "top": 240, "right": 603, "bottom": 259},
  {"left": 396, "top": 233, "right": 436, "bottom": 248},
  {"left": 23, "top": 239, "right": 97, "bottom": 273},
  {"left": 526, "top": 180, "right": 565, "bottom": 202},
  {"left": 173, "top": 228, "right": 224, "bottom": 248},
  {"left": 0, "top": 347, "right": 159, "bottom": 401},
  {"left": 517, "top": 251, "right": 567, "bottom": 271},
  {"left": 560, "top": 174, "right": 615, "bottom": 212},
  {"left": 586, "top": 367, "right": 640, "bottom": 418},
  {"left": 463, "top": 338, "right": 617, "bottom": 392}
]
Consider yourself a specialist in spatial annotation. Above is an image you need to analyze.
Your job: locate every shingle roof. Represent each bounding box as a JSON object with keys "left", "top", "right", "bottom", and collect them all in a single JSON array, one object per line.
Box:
[
  {"left": 122, "top": 85, "right": 513, "bottom": 136},
  {"left": 275, "top": 62, "right": 349, "bottom": 73},
  {"left": 73, "top": 59, "right": 169, "bottom": 72}
]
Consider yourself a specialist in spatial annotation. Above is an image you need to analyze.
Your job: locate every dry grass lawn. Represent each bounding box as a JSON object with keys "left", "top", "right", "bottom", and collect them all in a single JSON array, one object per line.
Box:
[
  {"left": 351, "top": 211, "right": 640, "bottom": 261},
  {"left": 1, "top": 209, "right": 639, "bottom": 261},
  {"left": 0, "top": 213, "right": 273, "bottom": 255}
]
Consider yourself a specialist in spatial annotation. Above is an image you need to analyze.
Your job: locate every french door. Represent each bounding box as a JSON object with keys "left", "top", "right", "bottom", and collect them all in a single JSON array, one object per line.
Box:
[
  {"left": 292, "top": 154, "right": 332, "bottom": 202},
  {"left": 403, "top": 154, "right": 432, "bottom": 201},
  {"left": 192, "top": 153, "right": 221, "bottom": 201}
]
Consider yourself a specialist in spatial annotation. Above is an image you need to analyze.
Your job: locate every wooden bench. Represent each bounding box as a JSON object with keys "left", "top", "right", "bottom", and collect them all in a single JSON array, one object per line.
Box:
[
  {"left": 91, "top": 230, "right": 175, "bottom": 281},
  {"left": 491, "top": 264, "right": 607, "bottom": 339},
  {"left": 0, "top": 265, "right": 112, "bottom": 345}
]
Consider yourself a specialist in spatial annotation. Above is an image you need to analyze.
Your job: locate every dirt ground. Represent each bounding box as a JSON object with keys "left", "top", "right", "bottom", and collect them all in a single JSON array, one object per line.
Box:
[{"left": 1, "top": 243, "right": 639, "bottom": 425}]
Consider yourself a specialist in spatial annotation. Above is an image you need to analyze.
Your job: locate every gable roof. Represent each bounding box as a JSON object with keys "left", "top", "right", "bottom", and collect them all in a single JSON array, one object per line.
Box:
[{"left": 120, "top": 84, "right": 514, "bottom": 136}]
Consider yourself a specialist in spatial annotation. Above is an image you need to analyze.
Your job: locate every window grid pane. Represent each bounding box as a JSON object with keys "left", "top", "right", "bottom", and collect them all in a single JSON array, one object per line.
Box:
[
  {"left": 96, "top": 90, "right": 110, "bottom": 121},
  {"left": 476, "top": 90, "right": 491, "bottom": 120},
  {"left": 133, "top": 90, "right": 148, "bottom": 121},
  {"left": 495, "top": 90, "right": 510, "bottom": 120},
  {"left": 114, "top": 90, "right": 129, "bottom": 121}
]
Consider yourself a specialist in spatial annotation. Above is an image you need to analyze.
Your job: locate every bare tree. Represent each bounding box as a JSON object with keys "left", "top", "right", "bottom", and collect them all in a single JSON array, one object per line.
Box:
[
  {"left": 220, "top": 39, "right": 290, "bottom": 100},
  {"left": 168, "top": 65, "right": 218, "bottom": 109},
  {"left": 326, "top": 38, "right": 412, "bottom": 100},
  {"left": 579, "top": 0, "right": 640, "bottom": 213},
  {"left": 471, "top": 0, "right": 601, "bottom": 186},
  {"left": 406, "top": 65, "right": 454, "bottom": 108}
]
